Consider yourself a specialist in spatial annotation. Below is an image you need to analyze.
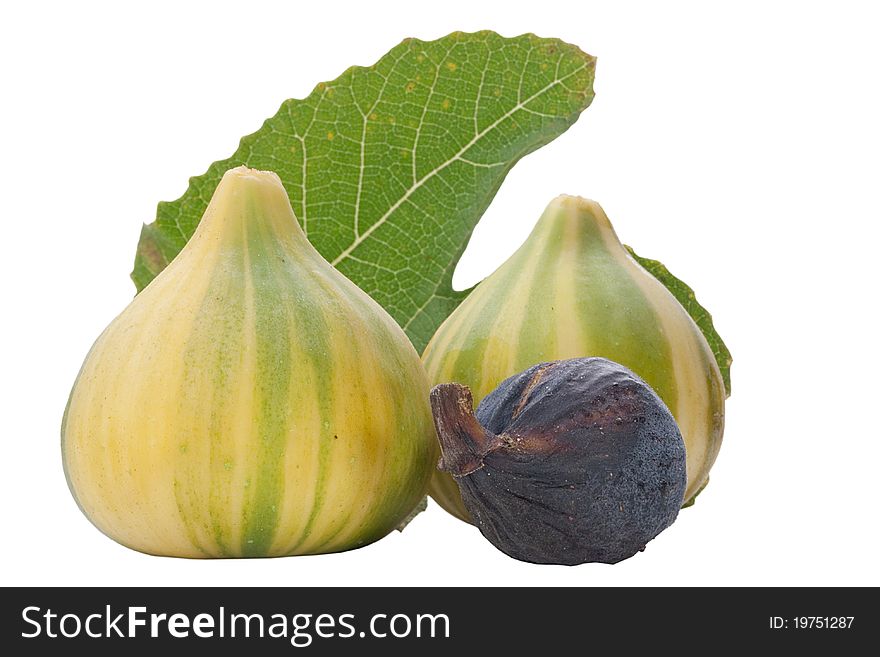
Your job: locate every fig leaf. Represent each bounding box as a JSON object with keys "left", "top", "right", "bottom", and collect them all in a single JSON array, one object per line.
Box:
[{"left": 132, "top": 31, "right": 596, "bottom": 353}]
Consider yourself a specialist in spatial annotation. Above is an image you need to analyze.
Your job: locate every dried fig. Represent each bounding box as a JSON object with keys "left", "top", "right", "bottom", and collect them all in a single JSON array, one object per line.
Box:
[{"left": 431, "top": 358, "right": 686, "bottom": 565}]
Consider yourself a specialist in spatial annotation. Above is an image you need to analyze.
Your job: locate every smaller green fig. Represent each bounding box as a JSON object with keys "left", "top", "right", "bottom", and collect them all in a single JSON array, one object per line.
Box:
[
  {"left": 430, "top": 358, "right": 686, "bottom": 565},
  {"left": 423, "top": 195, "right": 727, "bottom": 522}
]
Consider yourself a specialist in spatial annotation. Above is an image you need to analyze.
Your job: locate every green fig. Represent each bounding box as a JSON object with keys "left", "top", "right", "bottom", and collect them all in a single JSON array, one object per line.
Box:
[
  {"left": 423, "top": 195, "right": 726, "bottom": 522},
  {"left": 62, "top": 167, "right": 437, "bottom": 557}
]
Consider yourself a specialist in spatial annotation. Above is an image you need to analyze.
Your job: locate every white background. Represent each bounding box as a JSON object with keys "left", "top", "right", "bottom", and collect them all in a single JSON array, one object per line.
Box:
[{"left": 2, "top": 0, "right": 878, "bottom": 587}]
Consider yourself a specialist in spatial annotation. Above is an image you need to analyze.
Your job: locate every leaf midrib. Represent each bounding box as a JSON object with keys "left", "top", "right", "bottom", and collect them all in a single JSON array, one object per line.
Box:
[{"left": 329, "top": 59, "right": 589, "bottom": 268}]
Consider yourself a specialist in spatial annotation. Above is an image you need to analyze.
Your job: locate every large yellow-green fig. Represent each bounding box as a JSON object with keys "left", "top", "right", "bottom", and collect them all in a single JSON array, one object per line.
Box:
[
  {"left": 62, "top": 166, "right": 438, "bottom": 557},
  {"left": 423, "top": 195, "right": 726, "bottom": 522}
]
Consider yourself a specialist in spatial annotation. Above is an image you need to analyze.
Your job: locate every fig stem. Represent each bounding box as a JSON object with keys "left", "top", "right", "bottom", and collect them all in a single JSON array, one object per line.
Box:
[{"left": 430, "top": 383, "right": 501, "bottom": 477}]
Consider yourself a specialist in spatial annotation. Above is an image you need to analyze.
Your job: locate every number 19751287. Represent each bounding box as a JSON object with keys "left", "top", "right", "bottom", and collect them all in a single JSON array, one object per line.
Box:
[{"left": 770, "top": 617, "right": 854, "bottom": 629}]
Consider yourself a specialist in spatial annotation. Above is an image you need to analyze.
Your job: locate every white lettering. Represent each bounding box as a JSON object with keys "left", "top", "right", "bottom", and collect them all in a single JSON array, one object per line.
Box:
[
  {"left": 192, "top": 613, "right": 214, "bottom": 638},
  {"left": 370, "top": 614, "right": 387, "bottom": 638},
  {"left": 337, "top": 614, "right": 356, "bottom": 638},
  {"left": 59, "top": 614, "right": 81, "bottom": 638},
  {"left": 44, "top": 609, "right": 58, "bottom": 638},
  {"left": 230, "top": 613, "right": 264, "bottom": 638},
  {"left": 106, "top": 606, "right": 125, "bottom": 637},
  {"left": 291, "top": 614, "right": 313, "bottom": 648},
  {"left": 21, "top": 606, "right": 41, "bottom": 638},
  {"left": 150, "top": 613, "right": 167, "bottom": 637},
  {"left": 128, "top": 606, "right": 147, "bottom": 637},
  {"left": 268, "top": 614, "right": 288, "bottom": 638},
  {"left": 416, "top": 613, "right": 450, "bottom": 638},
  {"left": 314, "top": 614, "right": 335, "bottom": 638},
  {"left": 389, "top": 614, "right": 411, "bottom": 638},
  {"left": 85, "top": 613, "right": 102, "bottom": 638},
  {"left": 167, "top": 613, "right": 190, "bottom": 638}
]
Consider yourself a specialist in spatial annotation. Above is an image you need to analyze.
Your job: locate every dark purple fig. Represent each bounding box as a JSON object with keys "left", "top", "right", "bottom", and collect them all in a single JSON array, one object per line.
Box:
[{"left": 430, "top": 357, "right": 687, "bottom": 565}]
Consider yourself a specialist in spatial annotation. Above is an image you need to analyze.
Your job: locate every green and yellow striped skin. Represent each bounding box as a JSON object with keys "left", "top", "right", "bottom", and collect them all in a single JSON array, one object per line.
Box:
[
  {"left": 62, "top": 167, "right": 437, "bottom": 557},
  {"left": 423, "top": 196, "right": 725, "bottom": 522}
]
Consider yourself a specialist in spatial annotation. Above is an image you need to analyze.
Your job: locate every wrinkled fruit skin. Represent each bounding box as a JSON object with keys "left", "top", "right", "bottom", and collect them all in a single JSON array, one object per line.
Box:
[
  {"left": 424, "top": 195, "right": 725, "bottom": 522},
  {"left": 62, "top": 167, "right": 437, "bottom": 558},
  {"left": 431, "top": 358, "right": 687, "bottom": 565}
]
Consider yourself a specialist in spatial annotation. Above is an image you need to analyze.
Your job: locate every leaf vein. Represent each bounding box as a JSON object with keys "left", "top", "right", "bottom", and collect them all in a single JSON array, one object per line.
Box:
[{"left": 330, "top": 60, "right": 589, "bottom": 267}]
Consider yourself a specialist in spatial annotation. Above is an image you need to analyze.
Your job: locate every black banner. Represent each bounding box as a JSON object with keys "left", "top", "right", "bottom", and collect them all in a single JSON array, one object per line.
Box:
[{"left": 1, "top": 587, "right": 872, "bottom": 653}]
